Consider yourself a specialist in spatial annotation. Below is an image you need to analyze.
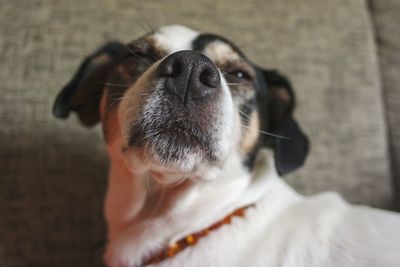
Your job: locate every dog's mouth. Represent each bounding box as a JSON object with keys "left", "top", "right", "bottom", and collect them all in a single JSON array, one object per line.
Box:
[
  {"left": 121, "top": 50, "right": 234, "bottom": 176},
  {"left": 126, "top": 111, "right": 221, "bottom": 179},
  {"left": 127, "top": 102, "right": 219, "bottom": 164}
]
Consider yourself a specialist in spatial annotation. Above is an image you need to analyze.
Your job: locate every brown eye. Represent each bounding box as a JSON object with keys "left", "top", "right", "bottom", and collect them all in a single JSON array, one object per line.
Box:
[{"left": 225, "top": 70, "right": 252, "bottom": 82}]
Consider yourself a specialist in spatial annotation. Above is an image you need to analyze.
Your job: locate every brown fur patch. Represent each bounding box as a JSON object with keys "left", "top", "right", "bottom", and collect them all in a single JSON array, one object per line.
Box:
[
  {"left": 240, "top": 111, "right": 260, "bottom": 154},
  {"left": 101, "top": 88, "right": 122, "bottom": 144},
  {"left": 204, "top": 41, "right": 240, "bottom": 65}
]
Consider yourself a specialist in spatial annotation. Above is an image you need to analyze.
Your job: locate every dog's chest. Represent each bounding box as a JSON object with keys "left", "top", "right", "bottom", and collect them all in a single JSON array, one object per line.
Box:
[{"left": 151, "top": 184, "right": 348, "bottom": 267}]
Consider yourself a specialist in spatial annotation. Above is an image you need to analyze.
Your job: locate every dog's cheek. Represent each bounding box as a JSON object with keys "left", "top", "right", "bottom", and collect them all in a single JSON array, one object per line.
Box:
[
  {"left": 120, "top": 63, "right": 161, "bottom": 138},
  {"left": 100, "top": 89, "right": 123, "bottom": 145},
  {"left": 240, "top": 111, "right": 260, "bottom": 154}
]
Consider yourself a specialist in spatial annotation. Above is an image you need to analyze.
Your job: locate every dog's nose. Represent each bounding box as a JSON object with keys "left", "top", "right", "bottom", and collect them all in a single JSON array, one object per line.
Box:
[{"left": 157, "top": 50, "right": 220, "bottom": 104}]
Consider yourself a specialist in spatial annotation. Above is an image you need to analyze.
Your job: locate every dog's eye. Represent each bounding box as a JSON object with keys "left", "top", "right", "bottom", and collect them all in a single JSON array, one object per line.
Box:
[{"left": 224, "top": 70, "right": 252, "bottom": 82}]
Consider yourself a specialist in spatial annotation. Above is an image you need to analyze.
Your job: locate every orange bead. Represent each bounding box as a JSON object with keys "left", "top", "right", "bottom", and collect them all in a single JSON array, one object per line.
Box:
[
  {"left": 167, "top": 243, "right": 180, "bottom": 257},
  {"left": 186, "top": 235, "right": 195, "bottom": 244},
  {"left": 223, "top": 217, "right": 232, "bottom": 224}
]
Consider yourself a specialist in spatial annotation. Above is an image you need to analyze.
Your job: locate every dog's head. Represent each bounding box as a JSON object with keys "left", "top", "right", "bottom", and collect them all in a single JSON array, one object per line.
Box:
[{"left": 53, "top": 25, "right": 309, "bottom": 183}]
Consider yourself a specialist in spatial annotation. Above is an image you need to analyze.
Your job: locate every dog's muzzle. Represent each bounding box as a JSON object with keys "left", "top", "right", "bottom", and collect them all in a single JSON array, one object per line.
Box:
[
  {"left": 124, "top": 49, "right": 230, "bottom": 173},
  {"left": 156, "top": 50, "right": 221, "bottom": 104}
]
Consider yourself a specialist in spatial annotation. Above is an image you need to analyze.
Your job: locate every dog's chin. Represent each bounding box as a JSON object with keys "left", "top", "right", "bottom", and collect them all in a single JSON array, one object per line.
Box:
[
  {"left": 125, "top": 137, "right": 222, "bottom": 184},
  {"left": 149, "top": 169, "right": 191, "bottom": 185},
  {"left": 125, "top": 118, "right": 222, "bottom": 175}
]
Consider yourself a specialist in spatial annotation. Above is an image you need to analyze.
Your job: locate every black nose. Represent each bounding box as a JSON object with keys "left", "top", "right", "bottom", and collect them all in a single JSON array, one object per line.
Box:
[{"left": 157, "top": 50, "right": 220, "bottom": 104}]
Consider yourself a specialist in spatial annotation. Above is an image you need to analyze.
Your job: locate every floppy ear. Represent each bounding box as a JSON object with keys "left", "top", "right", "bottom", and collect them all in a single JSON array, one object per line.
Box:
[
  {"left": 256, "top": 69, "right": 310, "bottom": 175},
  {"left": 52, "top": 42, "right": 125, "bottom": 126}
]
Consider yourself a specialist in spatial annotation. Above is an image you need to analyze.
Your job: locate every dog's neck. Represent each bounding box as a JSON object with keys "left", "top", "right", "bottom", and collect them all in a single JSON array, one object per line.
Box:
[{"left": 104, "top": 149, "right": 278, "bottom": 266}]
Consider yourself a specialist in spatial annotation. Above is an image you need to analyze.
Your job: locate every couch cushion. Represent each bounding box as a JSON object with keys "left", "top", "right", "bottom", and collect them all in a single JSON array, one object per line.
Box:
[
  {"left": 0, "top": 0, "right": 392, "bottom": 266},
  {"left": 369, "top": 0, "right": 400, "bottom": 210}
]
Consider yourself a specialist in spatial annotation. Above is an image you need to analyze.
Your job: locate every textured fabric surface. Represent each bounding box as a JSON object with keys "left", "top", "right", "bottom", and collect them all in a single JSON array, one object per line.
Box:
[
  {"left": 369, "top": 0, "right": 400, "bottom": 210},
  {"left": 0, "top": 0, "right": 393, "bottom": 266}
]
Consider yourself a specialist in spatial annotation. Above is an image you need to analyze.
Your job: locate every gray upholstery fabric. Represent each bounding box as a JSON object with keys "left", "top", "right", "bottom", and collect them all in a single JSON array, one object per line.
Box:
[
  {"left": 369, "top": 0, "right": 400, "bottom": 210},
  {"left": 0, "top": 0, "right": 394, "bottom": 266}
]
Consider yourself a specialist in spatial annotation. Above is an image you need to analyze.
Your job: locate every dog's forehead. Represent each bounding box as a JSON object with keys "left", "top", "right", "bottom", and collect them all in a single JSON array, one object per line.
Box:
[
  {"left": 150, "top": 25, "right": 241, "bottom": 62},
  {"left": 153, "top": 25, "right": 199, "bottom": 53}
]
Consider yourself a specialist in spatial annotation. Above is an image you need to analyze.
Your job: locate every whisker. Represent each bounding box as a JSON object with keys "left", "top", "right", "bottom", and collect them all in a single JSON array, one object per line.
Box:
[
  {"left": 150, "top": 187, "right": 166, "bottom": 217},
  {"left": 237, "top": 109, "right": 251, "bottom": 120},
  {"left": 102, "top": 82, "right": 129, "bottom": 87},
  {"left": 144, "top": 173, "right": 151, "bottom": 193},
  {"left": 105, "top": 93, "right": 131, "bottom": 100},
  {"left": 108, "top": 96, "right": 129, "bottom": 102},
  {"left": 166, "top": 177, "right": 187, "bottom": 188},
  {"left": 240, "top": 124, "right": 291, "bottom": 140},
  {"left": 159, "top": 50, "right": 168, "bottom": 60},
  {"left": 119, "top": 106, "right": 136, "bottom": 125},
  {"left": 132, "top": 2, "right": 155, "bottom": 33},
  {"left": 103, "top": 94, "right": 135, "bottom": 117},
  {"left": 226, "top": 82, "right": 251, "bottom": 86},
  {"left": 218, "top": 62, "right": 231, "bottom": 74},
  {"left": 104, "top": 98, "right": 124, "bottom": 116},
  {"left": 221, "top": 71, "right": 230, "bottom": 76},
  {"left": 126, "top": 47, "right": 152, "bottom": 66}
]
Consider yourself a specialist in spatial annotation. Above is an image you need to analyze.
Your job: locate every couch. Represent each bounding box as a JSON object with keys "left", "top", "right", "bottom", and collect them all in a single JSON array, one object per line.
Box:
[{"left": 1, "top": 0, "right": 399, "bottom": 266}]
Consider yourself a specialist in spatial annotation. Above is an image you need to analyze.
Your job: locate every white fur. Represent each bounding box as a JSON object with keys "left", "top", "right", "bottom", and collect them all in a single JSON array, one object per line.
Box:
[
  {"left": 104, "top": 25, "right": 400, "bottom": 267},
  {"left": 105, "top": 149, "right": 400, "bottom": 267},
  {"left": 154, "top": 25, "right": 199, "bottom": 54}
]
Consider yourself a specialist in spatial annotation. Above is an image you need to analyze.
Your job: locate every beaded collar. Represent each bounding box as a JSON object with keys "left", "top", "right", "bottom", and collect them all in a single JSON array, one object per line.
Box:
[{"left": 141, "top": 204, "right": 255, "bottom": 266}]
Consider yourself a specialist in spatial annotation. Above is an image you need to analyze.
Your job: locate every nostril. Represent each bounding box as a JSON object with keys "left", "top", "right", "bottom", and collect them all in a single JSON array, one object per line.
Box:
[{"left": 199, "top": 68, "right": 219, "bottom": 88}]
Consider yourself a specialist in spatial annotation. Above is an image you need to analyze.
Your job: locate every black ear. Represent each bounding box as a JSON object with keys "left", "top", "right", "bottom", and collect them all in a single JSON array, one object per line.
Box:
[
  {"left": 256, "top": 69, "right": 310, "bottom": 175},
  {"left": 53, "top": 41, "right": 125, "bottom": 126}
]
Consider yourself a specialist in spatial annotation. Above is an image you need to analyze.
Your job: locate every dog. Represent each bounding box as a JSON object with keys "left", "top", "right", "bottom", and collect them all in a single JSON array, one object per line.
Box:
[{"left": 53, "top": 25, "right": 400, "bottom": 267}]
